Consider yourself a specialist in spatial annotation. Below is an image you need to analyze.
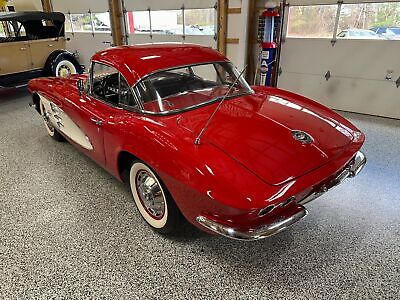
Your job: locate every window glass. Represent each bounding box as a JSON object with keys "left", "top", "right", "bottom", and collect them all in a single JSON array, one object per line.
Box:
[
  {"left": 92, "top": 12, "right": 111, "bottom": 32},
  {"left": 91, "top": 63, "right": 119, "bottom": 105},
  {"left": 126, "top": 11, "right": 150, "bottom": 34},
  {"left": 120, "top": 76, "right": 138, "bottom": 108},
  {"left": 0, "top": 23, "right": 6, "bottom": 37},
  {"left": 151, "top": 10, "right": 183, "bottom": 35},
  {"left": 338, "top": 3, "right": 400, "bottom": 40},
  {"left": 16, "top": 22, "right": 26, "bottom": 37},
  {"left": 191, "top": 64, "right": 218, "bottom": 82},
  {"left": 126, "top": 9, "right": 215, "bottom": 36},
  {"left": 133, "top": 62, "right": 252, "bottom": 113},
  {"left": 70, "top": 13, "right": 92, "bottom": 32},
  {"left": 65, "top": 16, "right": 72, "bottom": 32},
  {"left": 185, "top": 8, "right": 215, "bottom": 35},
  {"left": 287, "top": 5, "right": 337, "bottom": 38}
]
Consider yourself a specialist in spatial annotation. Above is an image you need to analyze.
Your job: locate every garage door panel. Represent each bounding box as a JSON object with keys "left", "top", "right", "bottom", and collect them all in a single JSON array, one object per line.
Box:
[
  {"left": 52, "top": 0, "right": 109, "bottom": 13},
  {"left": 151, "top": 35, "right": 183, "bottom": 43},
  {"left": 65, "top": 32, "right": 112, "bottom": 68},
  {"left": 279, "top": 72, "right": 400, "bottom": 119},
  {"left": 124, "top": 0, "right": 215, "bottom": 11},
  {"left": 280, "top": 38, "right": 400, "bottom": 81},
  {"left": 184, "top": 35, "right": 216, "bottom": 48},
  {"left": 278, "top": 37, "right": 400, "bottom": 118}
]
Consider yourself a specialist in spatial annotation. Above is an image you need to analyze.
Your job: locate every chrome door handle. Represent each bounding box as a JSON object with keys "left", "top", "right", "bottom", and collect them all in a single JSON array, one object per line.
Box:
[
  {"left": 90, "top": 118, "right": 103, "bottom": 126},
  {"left": 20, "top": 47, "right": 27, "bottom": 51},
  {"left": 48, "top": 44, "right": 53, "bottom": 47}
]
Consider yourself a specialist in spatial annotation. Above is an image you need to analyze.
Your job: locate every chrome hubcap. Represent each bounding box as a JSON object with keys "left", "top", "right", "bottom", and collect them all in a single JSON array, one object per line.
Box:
[
  {"left": 135, "top": 170, "right": 165, "bottom": 220},
  {"left": 58, "top": 65, "right": 71, "bottom": 77}
]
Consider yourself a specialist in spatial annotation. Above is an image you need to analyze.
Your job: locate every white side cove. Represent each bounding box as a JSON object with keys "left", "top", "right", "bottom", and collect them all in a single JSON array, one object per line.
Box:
[{"left": 39, "top": 94, "right": 93, "bottom": 150}]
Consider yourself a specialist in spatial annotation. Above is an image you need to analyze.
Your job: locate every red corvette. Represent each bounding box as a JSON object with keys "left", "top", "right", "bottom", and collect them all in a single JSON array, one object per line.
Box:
[{"left": 28, "top": 44, "right": 366, "bottom": 240}]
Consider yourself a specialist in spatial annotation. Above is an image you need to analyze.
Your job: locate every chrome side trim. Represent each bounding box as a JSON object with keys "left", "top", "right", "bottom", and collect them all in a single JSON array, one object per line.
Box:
[
  {"left": 38, "top": 93, "right": 93, "bottom": 150},
  {"left": 196, "top": 206, "right": 308, "bottom": 241},
  {"left": 299, "top": 151, "right": 366, "bottom": 205}
]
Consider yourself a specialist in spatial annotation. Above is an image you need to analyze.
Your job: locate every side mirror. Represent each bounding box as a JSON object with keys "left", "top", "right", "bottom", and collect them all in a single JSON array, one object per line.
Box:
[{"left": 77, "top": 79, "right": 85, "bottom": 96}]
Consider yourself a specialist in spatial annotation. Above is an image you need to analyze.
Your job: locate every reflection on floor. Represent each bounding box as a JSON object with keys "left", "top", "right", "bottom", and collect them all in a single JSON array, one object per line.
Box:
[{"left": 0, "top": 88, "right": 399, "bottom": 299}]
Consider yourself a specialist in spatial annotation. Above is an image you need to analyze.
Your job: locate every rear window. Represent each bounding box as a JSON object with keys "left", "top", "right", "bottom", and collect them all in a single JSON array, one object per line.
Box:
[{"left": 132, "top": 62, "right": 253, "bottom": 114}]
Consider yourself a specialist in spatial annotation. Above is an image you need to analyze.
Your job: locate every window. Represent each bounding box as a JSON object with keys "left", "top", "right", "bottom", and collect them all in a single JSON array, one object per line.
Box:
[
  {"left": 287, "top": 5, "right": 337, "bottom": 38},
  {"left": 126, "top": 8, "right": 216, "bottom": 36},
  {"left": 133, "top": 62, "right": 252, "bottom": 114},
  {"left": 338, "top": 2, "right": 400, "bottom": 40},
  {"left": 91, "top": 63, "right": 119, "bottom": 104},
  {"left": 92, "top": 13, "right": 111, "bottom": 32},
  {"left": 184, "top": 8, "right": 215, "bottom": 35},
  {"left": 70, "top": 13, "right": 92, "bottom": 32},
  {"left": 126, "top": 11, "right": 150, "bottom": 34},
  {"left": 151, "top": 10, "right": 182, "bottom": 35},
  {"left": 120, "top": 76, "right": 137, "bottom": 108},
  {"left": 191, "top": 64, "right": 218, "bottom": 82},
  {"left": 65, "top": 16, "right": 72, "bottom": 32},
  {"left": 0, "top": 23, "right": 6, "bottom": 37},
  {"left": 91, "top": 62, "right": 137, "bottom": 107},
  {"left": 66, "top": 13, "right": 110, "bottom": 33}
]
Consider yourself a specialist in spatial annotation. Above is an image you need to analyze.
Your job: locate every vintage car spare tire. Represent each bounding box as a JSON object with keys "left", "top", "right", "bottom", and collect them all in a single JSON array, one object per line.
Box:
[{"left": 129, "top": 161, "right": 184, "bottom": 234}]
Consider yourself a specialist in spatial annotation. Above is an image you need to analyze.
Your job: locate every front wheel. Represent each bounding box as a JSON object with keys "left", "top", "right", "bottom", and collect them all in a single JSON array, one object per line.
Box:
[{"left": 129, "top": 161, "right": 185, "bottom": 234}]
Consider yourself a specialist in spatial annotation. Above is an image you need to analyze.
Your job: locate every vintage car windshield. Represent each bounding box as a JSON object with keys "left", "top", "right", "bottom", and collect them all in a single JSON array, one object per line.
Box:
[{"left": 132, "top": 62, "right": 252, "bottom": 113}]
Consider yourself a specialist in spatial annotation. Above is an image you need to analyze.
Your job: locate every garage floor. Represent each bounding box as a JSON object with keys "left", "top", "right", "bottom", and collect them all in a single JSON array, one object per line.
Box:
[{"left": 0, "top": 89, "right": 399, "bottom": 299}]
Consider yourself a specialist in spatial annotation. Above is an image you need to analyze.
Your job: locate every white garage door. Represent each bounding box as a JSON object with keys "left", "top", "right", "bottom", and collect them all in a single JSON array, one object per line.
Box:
[
  {"left": 123, "top": 0, "right": 217, "bottom": 49},
  {"left": 278, "top": 0, "right": 400, "bottom": 119},
  {"left": 52, "top": 0, "right": 113, "bottom": 68}
]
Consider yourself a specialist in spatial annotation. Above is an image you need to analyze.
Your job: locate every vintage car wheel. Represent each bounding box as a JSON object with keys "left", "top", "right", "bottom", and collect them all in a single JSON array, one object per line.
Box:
[
  {"left": 129, "top": 161, "right": 184, "bottom": 234},
  {"left": 54, "top": 57, "right": 77, "bottom": 78},
  {"left": 39, "top": 99, "right": 64, "bottom": 141}
]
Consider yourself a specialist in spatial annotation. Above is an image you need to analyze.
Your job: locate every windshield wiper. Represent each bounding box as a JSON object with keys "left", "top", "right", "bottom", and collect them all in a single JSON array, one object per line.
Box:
[{"left": 194, "top": 65, "right": 247, "bottom": 145}]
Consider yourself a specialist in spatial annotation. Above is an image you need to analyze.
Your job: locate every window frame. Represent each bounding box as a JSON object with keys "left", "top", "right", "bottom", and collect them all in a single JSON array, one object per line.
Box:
[
  {"left": 88, "top": 61, "right": 140, "bottom": 109},
  {"left": 285, "top": 1, "right": 400, "bottom": 42}
]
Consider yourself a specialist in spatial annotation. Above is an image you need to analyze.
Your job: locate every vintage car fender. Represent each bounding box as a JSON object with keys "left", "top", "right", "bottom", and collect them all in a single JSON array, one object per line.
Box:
[{"left": 43, "top": 50, "right": 84, "bottom": 76}]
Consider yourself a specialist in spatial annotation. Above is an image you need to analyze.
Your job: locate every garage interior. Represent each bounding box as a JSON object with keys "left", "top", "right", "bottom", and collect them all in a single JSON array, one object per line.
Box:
[{"left": 0, "top": 0, "right": 399, "bottom": 299}]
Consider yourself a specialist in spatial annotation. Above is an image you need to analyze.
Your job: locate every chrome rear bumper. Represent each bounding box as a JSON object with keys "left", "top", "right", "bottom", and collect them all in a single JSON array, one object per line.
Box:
[
  {"left": 298, "top": 151, "right": 366, "bottom": 205},
  {"left": 196, "top": 206, "right": 308, "bottom": 241},
  {"left": 196, "top": 151, "right": 366, "bottom": 241}
]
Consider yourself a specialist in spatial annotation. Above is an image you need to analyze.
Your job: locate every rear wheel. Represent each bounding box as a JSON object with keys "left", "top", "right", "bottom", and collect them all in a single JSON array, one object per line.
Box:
[
  {"left": 129, "top": 161, "right": 184, "bottom": 234},
  {"left": 39, "top": 99, "right": 64, "bottom": 141}
]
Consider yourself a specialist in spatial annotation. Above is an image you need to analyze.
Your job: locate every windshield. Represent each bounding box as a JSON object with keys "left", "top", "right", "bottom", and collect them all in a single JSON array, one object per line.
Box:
[{"left": 132, "top": 62, "right": 253, "bottom": 113}]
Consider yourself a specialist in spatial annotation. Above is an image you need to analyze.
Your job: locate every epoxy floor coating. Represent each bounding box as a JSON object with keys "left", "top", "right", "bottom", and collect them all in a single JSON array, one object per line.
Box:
[{"left": 0, "top": 89, "right": 399, "bottom": 299}]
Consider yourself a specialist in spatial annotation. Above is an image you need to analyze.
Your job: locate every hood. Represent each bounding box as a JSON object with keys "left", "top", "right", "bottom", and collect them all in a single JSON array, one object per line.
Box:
[{"left": 177, "top": 88, "right": 354, "bottom": 185}]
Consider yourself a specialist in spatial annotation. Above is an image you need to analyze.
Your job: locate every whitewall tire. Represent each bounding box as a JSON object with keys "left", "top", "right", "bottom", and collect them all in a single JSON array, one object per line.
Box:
[
  {"left": 129, "top": 161, "right": 185, "bottom": 234},
  {"left": 55, "top": 60, "right": 77, "bottom": 78}
]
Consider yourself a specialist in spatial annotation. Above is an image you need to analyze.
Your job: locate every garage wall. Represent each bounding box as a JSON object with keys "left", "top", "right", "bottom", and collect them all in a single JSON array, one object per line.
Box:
[
  {"left": 52, "top": 0, "right": 112, "bottom": 68},
  {"left": 11, "top": 0, "right": 42, "bottom": 11},
  {"left": 64, "top": 33, "right": 113, "bottom": 69},
  {"left": 278, "top": 0, "right": 400, "bottom": 119}
]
